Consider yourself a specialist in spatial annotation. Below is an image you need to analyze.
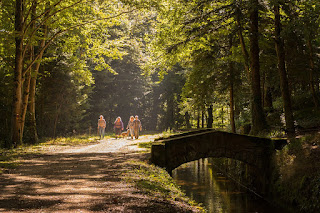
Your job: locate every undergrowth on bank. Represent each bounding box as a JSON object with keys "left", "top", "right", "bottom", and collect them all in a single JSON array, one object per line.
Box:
[
  {"left": 124, "top": 160, "right": 204, "bottom": 212},
  {"left": 275, "top": 135, "right": 320, "bottom": 212}
]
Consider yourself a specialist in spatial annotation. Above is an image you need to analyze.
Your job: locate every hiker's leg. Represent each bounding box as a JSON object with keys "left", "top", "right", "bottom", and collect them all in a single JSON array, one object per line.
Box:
[
  {"left": 134, "top": 129, "right": 138, "bottom": 139},
  {"left": 99, "top": 127, "right": 103, "bottom": 139},
  {"left": 115, "top": 128, "right": 121, "bottom": 138},
  {"left": 102, "top": 128, "right": 105, "bottom": 139},
  {"left": 130, "top": 127, "right": 134, "bottom": 138}
]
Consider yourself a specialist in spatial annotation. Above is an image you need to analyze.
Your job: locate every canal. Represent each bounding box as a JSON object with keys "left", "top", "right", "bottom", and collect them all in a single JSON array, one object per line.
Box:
[{"left": 172, "top": 158, "right": 289, "bottom": 213}]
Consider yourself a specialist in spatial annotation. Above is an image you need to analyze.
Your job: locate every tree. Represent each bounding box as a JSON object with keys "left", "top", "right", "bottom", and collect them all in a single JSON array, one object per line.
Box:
[
  {"left": 273, "top": 1, "right": 295, "bottom": 138},
  {"left": 248, "top": 0, "right": 267, "bottom": 135},
  {"left": 7, "top": 0, "right": 133, "bottom": 146}
]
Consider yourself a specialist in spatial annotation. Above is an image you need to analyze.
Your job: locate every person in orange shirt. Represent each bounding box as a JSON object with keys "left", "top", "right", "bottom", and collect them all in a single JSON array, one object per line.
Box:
[{"left": 97, "top": 115, "right": 106, "bottom": 139}]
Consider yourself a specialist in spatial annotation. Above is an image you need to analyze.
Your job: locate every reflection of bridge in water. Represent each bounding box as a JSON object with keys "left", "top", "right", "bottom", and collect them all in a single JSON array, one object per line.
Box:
[{"left": 151, "top": 129, "right": 287, "bottom": 194}]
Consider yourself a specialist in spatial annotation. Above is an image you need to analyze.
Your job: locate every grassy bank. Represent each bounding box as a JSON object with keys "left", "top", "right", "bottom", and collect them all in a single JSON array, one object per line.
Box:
[
  {"left": 123, "top": 160, "right": 205, "bottom": 212},
  {"left": 126, "top": 139, "right": 205, "bottom": 212}
]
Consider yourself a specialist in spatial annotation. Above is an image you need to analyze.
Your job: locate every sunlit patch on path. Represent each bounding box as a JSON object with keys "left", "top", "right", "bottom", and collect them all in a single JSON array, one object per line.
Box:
[{"left": 60, "top": 135, "right": 156, "bottom": 154}]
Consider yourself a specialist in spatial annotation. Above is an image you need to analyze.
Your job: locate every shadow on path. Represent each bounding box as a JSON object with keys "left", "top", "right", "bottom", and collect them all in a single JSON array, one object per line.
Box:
[{"left": 0, "top": 151, "right": 192, "bottom": 212}]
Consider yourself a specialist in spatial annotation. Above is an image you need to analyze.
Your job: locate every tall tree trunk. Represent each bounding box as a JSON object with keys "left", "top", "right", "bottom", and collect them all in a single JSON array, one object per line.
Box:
[
  {"left": 221, "top": 107, "right": 224, "bottom": 127},
  {"left": 53, "top": 104, "right": 61, "bottom": 138},
  {"left": 185, "top": 112, "right": 191, "bottom": 129},
  {"left": 274, "top": 4, "right": 295, "bottom": 138},
  {"left": 207, "top": 105, "right": 213, "bottom": 128},
  {"left": 28, "top": 60, "right": 41, "bottom": 143},
  {"left": 28, "top": 84, "right": 38, "bottom": 143},
  {"left": 264, "top": 71, "right": 273, "bottom": 109},
  {"left": 11, "top": 0, "right": 24, "bottom": 147},
  {"left": 20, "top": 50, "right": 32, "bottom": 141},
  {"left": 197, "top": 110, "right": 200, "bottom": 128},
  {"left": 166, "top": 95, "right": 174, "bottom": 130},
  {"left": 20, "top": 3, "right": 37, "bottom": 142},
  {"left": 307, "top": 39, "right": 319, "bottom": 108},
  {"left": 201, "top": 110, "right": 204, "bottom": 128},
  {"left": 261, "top": 70, "right": 265, "bottom": 107},
  {"left": 229, "top": 62, "right": 236, "bottom": 133},
  {"left": 28, "top": 0, "right": 46, "bottom": 143},
  {"left": 235, "top": 7, "right": 250, "bottom": 79},
  {"left": 249, "top": 0, "right": 267, "bottom": 135},
  {"left": 229, "top": 37, "right": 236, "bottom": 133},
  {"left": 264, "top": 86, "right": 273, "bottom": 108}
]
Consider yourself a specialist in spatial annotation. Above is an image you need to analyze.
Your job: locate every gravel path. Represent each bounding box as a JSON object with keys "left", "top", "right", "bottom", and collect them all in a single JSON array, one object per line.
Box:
[{"left": 0, "top": 135, "right": 198, "bottom": 212}]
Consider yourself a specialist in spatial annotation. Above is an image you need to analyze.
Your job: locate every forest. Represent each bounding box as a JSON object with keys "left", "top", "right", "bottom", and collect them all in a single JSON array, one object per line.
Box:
[{"left": 1, "top": 0, "right": 320, "bottom": 147}]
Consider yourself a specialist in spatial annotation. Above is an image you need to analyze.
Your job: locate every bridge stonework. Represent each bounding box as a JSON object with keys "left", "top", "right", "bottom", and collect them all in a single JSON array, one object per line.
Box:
[{"left": 151, "top": 130, "right": 287, "bottom": 194}]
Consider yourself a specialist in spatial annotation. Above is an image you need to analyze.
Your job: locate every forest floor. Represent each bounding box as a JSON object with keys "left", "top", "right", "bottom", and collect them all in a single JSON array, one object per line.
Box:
[{"left": 0, "top": 135, "right": 200, "bottom": 212}]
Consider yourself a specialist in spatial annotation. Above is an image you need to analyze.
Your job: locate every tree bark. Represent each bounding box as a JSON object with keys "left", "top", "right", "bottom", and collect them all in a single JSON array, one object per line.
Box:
[
  {"left": 53, "top": 104, "right": 61, "bottom": 138},
  {"left": 197, "top": 110, "right": 200, "bottom": 128},
  {"left": 229, "top": 37, "right": 236, "bottom": 133},
  {"left": 201, "top": 110, "right": 205, "bottom": 128},
  {"left": 274, "top": 4, "right": 295, "bottom": 138},
  {"left": 207, "top": 105, "right": 213, "bottom": 128},
  {"left": 20, "top": 51, "right": 32, "bottom": 141},
  {"left": 11, "top": 0, "right": 25, "bottom": 147},
  {"left": 264, "top": 71, "right": 273, "bottom": 109},
  {"left": 306, "top": 39, "right": 319, "bottom": 108},
  {"left": 20, "top": 2, "right": 37, "bottom": 142},
  {"left": 28, "top": 0, "right": 47, "bottom": 143},
  {"left": 165, "top": 94, "right": 175, "bottom": 131},
  {"left": 185, "top": 112, "right": 191, "bottom": 129},
  {"left": 249, "top": 0, "right": 267, "bottom": 135},
  {"left": 235, "top": 7, "right": 250, "bottom": 79},
  {"left": 229, "top": 61, "right": 236, "bottom": 133},
  {"left": 264, "top": 86, "right": 273, "bottom": 108},
  {"left": 221, "top": 107, "right": 224, "bottom": 128}
]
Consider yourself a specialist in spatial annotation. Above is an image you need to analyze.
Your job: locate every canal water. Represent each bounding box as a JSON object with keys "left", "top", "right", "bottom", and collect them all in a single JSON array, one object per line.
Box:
[{"left": 172, "top": 158, "right": 289, "bottom": 213}]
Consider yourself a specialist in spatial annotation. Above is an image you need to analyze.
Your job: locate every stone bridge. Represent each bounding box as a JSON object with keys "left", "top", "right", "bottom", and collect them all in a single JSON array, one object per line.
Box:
[{"left": 151, "top": 130, "right": 287, "bottom": 194}]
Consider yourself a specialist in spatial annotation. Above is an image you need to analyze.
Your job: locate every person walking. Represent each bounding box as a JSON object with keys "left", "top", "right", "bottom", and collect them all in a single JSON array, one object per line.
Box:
[
  {"left": 97, "top": 115, "right": 106, "bottom": 139},
  {"left": 114, "top": 116, "right": 124, "bottom": 139},
  {"left": 133, "top": 115, "right": 142, "bottom": 139},
  {"left": 127, "top": 116, "right": 135, "bottom": 139}
]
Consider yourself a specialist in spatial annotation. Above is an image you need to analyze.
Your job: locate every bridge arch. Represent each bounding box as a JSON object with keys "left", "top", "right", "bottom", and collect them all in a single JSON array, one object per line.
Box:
[{"left": 151, "top": 130, "right": 287, "bottom": 194}]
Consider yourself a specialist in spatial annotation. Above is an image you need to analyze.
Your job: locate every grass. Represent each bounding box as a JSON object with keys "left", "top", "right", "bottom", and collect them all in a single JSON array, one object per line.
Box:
[
  {"left": 137, "top": 141, "right": 153, "bottom": 149},
  {"left": 131, "top": 131, "right": 176, "bottom": 151},
  {"left": 0, "top": 134, "right": 101, "bottom": 173},
  {"left": 40, "top": 134, "right": 102, "bottom": 146},
  {"left": 123, "top": 160, "right": 205, "bottom": 212}
]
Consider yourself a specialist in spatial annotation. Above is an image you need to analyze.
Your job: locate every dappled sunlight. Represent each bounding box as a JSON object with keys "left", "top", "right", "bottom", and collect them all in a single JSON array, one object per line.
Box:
[{"left": 0, "top": 134, "right": 201, "bottom": 212}]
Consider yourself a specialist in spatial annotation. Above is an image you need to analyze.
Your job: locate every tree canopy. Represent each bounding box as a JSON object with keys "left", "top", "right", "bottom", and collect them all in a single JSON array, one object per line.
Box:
[{"left": 1, "top": 0, "right": 320, "bottom": 147}]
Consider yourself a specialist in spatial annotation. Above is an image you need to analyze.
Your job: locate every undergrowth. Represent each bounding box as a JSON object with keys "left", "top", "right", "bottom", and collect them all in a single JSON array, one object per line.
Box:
[{"left": 275, "top": 134, "right": 320, "bottom": 212}]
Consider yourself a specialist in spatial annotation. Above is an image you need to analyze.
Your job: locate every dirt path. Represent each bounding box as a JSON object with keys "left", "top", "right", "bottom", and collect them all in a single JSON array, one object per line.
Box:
[{"left": 0, "top": 136, "right": 197, "bottom": 212}]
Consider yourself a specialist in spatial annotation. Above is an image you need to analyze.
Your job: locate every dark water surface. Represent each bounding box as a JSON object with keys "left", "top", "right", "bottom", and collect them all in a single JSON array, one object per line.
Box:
[{"left": 172, "top": 158, "right": 289, "bottom": 213}]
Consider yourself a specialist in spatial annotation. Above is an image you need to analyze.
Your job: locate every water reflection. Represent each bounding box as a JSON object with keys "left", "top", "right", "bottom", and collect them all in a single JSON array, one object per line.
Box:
[{"left": 172, "top": 158, "right": 288, "bottom": 213}]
